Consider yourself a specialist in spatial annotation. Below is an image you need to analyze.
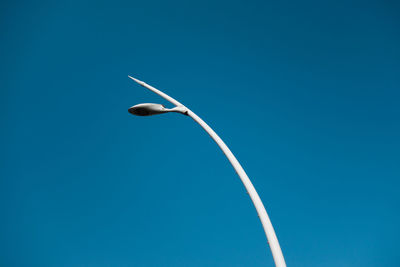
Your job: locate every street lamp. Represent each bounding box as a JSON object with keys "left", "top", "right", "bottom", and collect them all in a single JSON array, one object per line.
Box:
[{"left": 128, "top": 75, "right": 286, "bottom": 267}]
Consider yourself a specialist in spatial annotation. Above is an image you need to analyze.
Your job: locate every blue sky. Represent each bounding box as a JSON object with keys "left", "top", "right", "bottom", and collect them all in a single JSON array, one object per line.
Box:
[{"left": 1, "top": 0, "right": 399, "bottom": 266}]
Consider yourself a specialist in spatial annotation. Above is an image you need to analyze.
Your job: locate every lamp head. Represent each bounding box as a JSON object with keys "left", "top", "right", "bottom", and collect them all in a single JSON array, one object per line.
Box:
[{"left": 128, "top": 103, "right": 168, "bottom": 116}]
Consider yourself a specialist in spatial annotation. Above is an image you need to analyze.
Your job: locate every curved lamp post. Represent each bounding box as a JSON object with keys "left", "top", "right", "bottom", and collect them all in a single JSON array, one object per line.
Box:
[{"left": 128, "top": 76, "right": 286, "bottom": 267}]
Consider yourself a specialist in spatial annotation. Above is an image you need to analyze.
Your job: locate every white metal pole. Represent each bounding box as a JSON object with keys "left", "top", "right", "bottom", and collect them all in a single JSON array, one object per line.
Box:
[{"left": 129, "top": 76, "right": 286, "bottom": 267}]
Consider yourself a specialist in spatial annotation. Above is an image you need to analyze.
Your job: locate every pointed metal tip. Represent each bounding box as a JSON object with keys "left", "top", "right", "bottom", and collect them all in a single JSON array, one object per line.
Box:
[{"left": 128, "top": 75, "right": 144, "bottom": 85}]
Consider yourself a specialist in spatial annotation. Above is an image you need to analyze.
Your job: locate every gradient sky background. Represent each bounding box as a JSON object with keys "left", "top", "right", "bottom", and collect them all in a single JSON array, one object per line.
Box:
[{"left": 1, "top": 0, "right": 400, "bottom": 266}]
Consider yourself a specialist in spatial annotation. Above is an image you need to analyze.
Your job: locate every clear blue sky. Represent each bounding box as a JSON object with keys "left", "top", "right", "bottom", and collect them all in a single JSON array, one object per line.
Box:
[{"left": 1, "top": 0, "right": 399, "bottom": 266}]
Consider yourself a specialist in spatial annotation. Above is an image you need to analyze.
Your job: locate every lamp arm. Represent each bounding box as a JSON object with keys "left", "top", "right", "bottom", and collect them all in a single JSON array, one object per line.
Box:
[{"left": 128, "top": 76, "right": 184, "bottom": 107}]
